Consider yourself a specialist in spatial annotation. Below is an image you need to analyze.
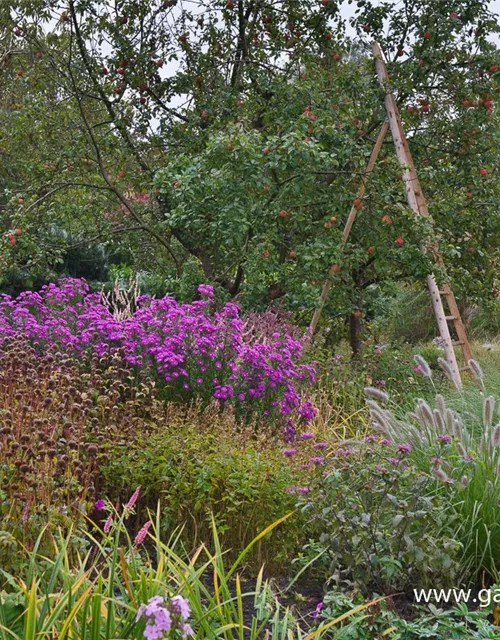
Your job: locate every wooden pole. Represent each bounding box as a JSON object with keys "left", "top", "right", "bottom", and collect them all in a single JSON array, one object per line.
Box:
[
  {"left": 308, "top": 121, "right": 389, "bottom": 337},
  {"left": 372, "top": 41, "right": 463, "bottom": 388}
]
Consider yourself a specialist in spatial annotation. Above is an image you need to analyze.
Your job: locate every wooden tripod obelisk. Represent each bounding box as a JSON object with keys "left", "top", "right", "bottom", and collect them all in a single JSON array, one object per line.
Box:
[{"left": 308, "top": 42, "right": 472, "bottom": 388}]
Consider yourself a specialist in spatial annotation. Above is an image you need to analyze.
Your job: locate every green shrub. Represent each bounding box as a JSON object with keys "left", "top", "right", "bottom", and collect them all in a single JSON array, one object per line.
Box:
[
  {"left": 98, "top": 403, "right": 310, "bottom": 570},
  {"left": 363, "top": 367, "right": 500, "bottom": 583},
  {"left": 296, "top": 444, "right": 462, "bottom": 595}
]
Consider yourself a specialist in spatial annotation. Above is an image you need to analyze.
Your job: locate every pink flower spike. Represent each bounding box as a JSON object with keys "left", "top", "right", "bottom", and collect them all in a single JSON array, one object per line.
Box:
[
  {"left": 125, "top": 485, "right": 141, "bottom": 512},
  {"left": 134, "top": 520, "right": 152, "bottom": 546}
]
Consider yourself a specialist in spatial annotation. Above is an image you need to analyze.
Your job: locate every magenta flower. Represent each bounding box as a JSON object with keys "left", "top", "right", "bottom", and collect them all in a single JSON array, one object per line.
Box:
[
  {"left": 438, "top": 434, "right": 451, "bottom": 443},
  {"left": 94, "top": 499, "right": 105, "bottom": 511},
  {"left": 396, "top": 443, "right": 412, "bottom": 453},
  {"left": 283, "top": 448, "right": 297, "bottom": 457},
  {"left": 103, "top": 513, "right": 113, "bottom": 534},
  {"left": 125, "top": 486, "right": 141, "bottom": 512},
  {"left": 134, "top": 520, "right": 152, "bottom": 546}
]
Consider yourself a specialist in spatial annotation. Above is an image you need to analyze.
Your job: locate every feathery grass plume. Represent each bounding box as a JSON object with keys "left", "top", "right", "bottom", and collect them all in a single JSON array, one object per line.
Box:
[
  {"left": 445, "top": 408, "right": 455, "bottom": 433},
  {"left": 453, "top": 418, "right": 464, "bottom": 443},
  {"left": 433, "top": 409, "right": 445, "bottom": 432},
  {"left": 437, "top": 357, "right": 459, "bottom": 388},
  {"left": 491, "top": 425, "right": 500, "bottom": 448},
  {"left": 483, "top": 396, "right": 495, "bottom": 429},
  {"left": 433, "top": 467, "right": 451, "bottom": 483},
  {"left": 416, "top": 399, "right": 435, "bottom": 430},
  {"left": 457, "top": 442, "right": 467, "bottom": 458},
  {"left": 369, "top": 409, "right": 391, "bottom": 434},
  {"left": 364, "top": 386, "right": 390, "bottom": 404},
  {"left": 496, "top": 459, "right": 500, "bottom": 477},
  {"left": 436, "top": 394, "right": 447, "bottom": 417},
  {"left": 468, "top": 359, "right": 484, "bottom": 381},
  {"left": 408, "top": 411, "right": 420, "bottom": 423},
  {"left": 459, "top": 475, "right": 469, "bottom": 488},
  {"left": 413, "top": 354, "right": 432, "bottom": 378}
]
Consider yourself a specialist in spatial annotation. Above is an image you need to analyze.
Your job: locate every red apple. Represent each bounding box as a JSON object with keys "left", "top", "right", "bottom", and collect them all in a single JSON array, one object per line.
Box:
[
  {"left": 490, "top": 64, "right": 498, "bottom": 73},
  {"left": 263, "top": 147, "right": 270, "bottom": 155},
  {"left": 140, "top": 97, "right": 147, "bottom": 104},
  {"left": 8, "top": 234, "right": 16, "bottom": 246},
  {"left": 201, "top": 110, "right": 209, "bottom": 119},
  {"left": 368, "top": 246, "right": 375, "bottom": 254},
  {"left": 333, "top": 53, "right": 341, "bottom": 62},
  {"left": 332, "top": 264, "right": 341, "bottom": 273},
  {"left": 330, "top": 216, "right": 337, "bottom": 223},
  {"left": 423, "top": 31, "right": 431, "bottom": 39},
  {"left": 353, "top": 198, "right": 363, "bottom": 211},
  {"left": 227, "top": 143, "right": 234, "bottom": 152},
  {"left": 278, "top": 210, "right": 290, "bottom": 218},
  {"left": 16, "top": 70, "right": 24, "bottom": 77},
  {"left": 15, "top": 228, "right": 22, "bottom": 236},
  {"left": 363, "top": 25, "right": 370, "bottom": 33},
  {"left": 395, "top": 237, "right": 405, "bottom": 246},
  {"left": 465, "top": 191, "right": 473, "bottom": 199},
  {"left": 397, "top": 49, "right": 404, "bottom": 57},
  {"left": 479, "top": 168, "right": 488, "bottom": 177},
  {"left": 117, "top": 67, "right": 125, "bottom": 75},
  {"left": 262, "top": 250, "right": 270, "bottom": 258},
  {"left": 289, "top": 250, "right": 296, "bottom": 258},
  {"left": 463, "top": 99, "right": 470, "bottom": 106}
]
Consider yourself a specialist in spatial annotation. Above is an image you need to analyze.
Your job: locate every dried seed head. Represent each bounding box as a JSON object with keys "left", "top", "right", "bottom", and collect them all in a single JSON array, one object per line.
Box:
[
  {"left": 364, "top": 386, "right": 390, "bottom": 404},
  {"left": 416, "top": 399, "right": 435, "bottom": 429},
  {"left": 459, "top": 475, "right": 469, "bottom": 488},
  {"left": 483, "top": 396, "right": 495, "bottom": 429},
  {"left": 491, "top": 424, "right": 500, "bottom": 448},
  {"left": 433, "top": 409, "right": 445, "bottom": 432},
  {"left": 435, "top": 394, "right": 446, "bottom": 417},
  {"left": 433, "top": 467, "right": 451, "bottom": 483},
  {"left": 457, "top": 442, "right": 467, "bottom": 458},
  {"left": 414, "top": 354, "right": 432, "bottom": 378},
  {"left": 468, "top": 359, "right": 484, "bottom": 381},
  {"left": 437, "top": 357, "right": 459, "bottom": 387}
]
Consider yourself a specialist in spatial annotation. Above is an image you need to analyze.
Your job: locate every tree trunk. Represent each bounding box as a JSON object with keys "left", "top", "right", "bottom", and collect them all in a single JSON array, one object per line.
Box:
[{"left": 349, "top": 312, "right": 362, "bottom": 360}]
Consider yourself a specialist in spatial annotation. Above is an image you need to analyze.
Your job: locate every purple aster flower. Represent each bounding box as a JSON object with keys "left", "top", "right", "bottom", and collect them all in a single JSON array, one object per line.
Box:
[
  {"left": 94, "top": 499, "right": 105, "bottom": 511},
  {"left": 380, "top": 439, "right": 393, "bottom": 446},
  {"left": 364, "top": 435, "right": 377, "bottom": 442},
  {"left": 438, "top": 434, "right": 451, "bottom": 443},
  {"left": 388, "top": 458, "right": 401, "bottom": 465},
  {"left": 313, "top": 442, "right": 328, "bottom": 449},
  {"left": 197, "top": 284, "right": 214, "bottom": 297},
  {"left": 431, "top": 457, "right": 443, "bottom": 465},
  {"left": 283, "top": 448, "right": 297, "bottom": 457},
  {"left": 310, "top": 456, "right": 325, "bottom": 465},
  {"left": 301, "top": 431, "right": 315, "bottom": 440}
]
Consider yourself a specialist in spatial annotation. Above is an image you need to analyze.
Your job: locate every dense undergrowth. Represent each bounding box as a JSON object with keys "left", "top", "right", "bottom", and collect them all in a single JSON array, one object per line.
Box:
[{"left": 1, "top": 280, "right": 500, "bottom": 637}]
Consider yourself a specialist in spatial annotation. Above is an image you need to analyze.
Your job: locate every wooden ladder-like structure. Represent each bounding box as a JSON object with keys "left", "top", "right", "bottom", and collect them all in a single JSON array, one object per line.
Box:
[{"left": 309, "top": 42, "right": 472, "bottom": 388}]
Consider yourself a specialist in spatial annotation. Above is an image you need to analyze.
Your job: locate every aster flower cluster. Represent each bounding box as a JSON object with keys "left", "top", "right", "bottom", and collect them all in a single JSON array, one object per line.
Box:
[
  {"left": 0, "top": 279, "right": 316, "bottom": 421},
  {"left": 136, "top": 595, "right": 193, "bottom": 639}
]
